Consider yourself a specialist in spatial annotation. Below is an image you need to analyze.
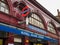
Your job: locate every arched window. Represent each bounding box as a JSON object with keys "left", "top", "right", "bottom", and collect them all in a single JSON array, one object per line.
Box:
[
  {"left": 0, "top": 0, "right": 9, "bottom": 14},
  {"left": 48, "top": 23, "right": 56, "bottom": 34},
  {"left": 29, "top": 13, "right": 44, "bottom": 29}
]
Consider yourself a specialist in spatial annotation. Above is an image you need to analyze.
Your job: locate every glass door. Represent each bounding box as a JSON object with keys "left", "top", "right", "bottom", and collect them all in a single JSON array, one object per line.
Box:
[{"left": 0, "top": 39, "right": 3, "bottom": 45}]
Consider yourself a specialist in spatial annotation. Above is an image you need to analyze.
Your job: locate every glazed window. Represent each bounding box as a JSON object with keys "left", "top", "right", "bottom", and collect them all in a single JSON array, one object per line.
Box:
[
  {"left": 29, "top": 13, "right": 44, "bottom": 29},
  {"left": 48, "top": 23, "right": 56, "bottom": 34},
  {"left": 0, "top": 0, "right": 9, "bottom": 14}
]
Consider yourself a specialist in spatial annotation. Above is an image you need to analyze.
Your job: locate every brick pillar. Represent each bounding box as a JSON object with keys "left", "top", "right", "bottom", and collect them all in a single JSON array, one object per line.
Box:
[
  {"left": 5, "top": 33, "right": 14, "bottom": 45},
  {"left": 24, "top": 36, "right": 29, "bottom": 45},
  {"left": 48, "top": 41, "right": 50, "bottom": 45},
  {"left": 59, "top": 40, "right": 60, "bottom": 45}
]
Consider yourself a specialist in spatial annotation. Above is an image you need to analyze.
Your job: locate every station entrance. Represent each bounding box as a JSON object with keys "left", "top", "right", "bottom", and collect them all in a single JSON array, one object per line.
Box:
[{"left": 29, "top": 37, "right": 48, "bottom": 45}]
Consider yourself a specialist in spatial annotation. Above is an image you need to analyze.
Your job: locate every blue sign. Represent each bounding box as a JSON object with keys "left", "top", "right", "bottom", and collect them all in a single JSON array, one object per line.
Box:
[
  {"left": 20, "top": 30, "right": 30, "bottom": 36},
  {"left": 44, "top": 36, "right": 58, "bottom": 42},
  {"left": 0, "top": 23, "right": 58, "bottom": 42},
  {"left": 28, "top": 25, "right": 47, "bottom": 34},
  {"left": 44, "top": 36, "right": 52, "bottom": 41},
  {"left": 30, "top": 33, "right": 38, "bottom": 38},
  {"left": 37, "top": 34, "right": 44, "bottom": 39}
]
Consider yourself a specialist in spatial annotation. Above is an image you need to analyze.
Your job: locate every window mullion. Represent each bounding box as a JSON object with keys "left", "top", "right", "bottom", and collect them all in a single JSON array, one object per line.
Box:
[{"left": 0, "top": 0, "right": 9, "bottom": 14}]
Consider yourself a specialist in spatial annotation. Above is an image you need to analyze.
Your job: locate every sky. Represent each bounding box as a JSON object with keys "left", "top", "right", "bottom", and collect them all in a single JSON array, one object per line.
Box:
[{"left": 36, "top": 0, "right": 60, "bottom": 16}]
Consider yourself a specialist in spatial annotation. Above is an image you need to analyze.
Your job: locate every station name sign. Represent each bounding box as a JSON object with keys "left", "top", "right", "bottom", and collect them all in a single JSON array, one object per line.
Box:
[
  {"left": 0, "top": 23, "right": 58, "bottom": 42},
  {"left": 28, "top": 25, "right": 47, "bottom": 34}
]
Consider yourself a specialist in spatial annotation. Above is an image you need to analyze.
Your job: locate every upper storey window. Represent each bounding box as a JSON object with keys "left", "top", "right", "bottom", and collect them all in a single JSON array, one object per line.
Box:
[
  {"left": 29, "top": 13, "right": 44, "bottom": 29},
  {"left": 0, "top": 0, "right": 9, "bottom": 14},
  {"left": 48, "top": 23, "right": 56, "bottom": 34}
]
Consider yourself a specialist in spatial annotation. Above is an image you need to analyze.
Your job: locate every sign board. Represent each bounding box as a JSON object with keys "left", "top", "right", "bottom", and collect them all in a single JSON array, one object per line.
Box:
[
  {"left": 44, "top": 36, "right": 58, "bottom": 42},
  {"left": 0, "top": 24, "right": 58, "bottom": 42},
  {"left": 21, "top": 6, "right": 30, "bottom": 17},
  {"left": 28, "top": 25, "right": 47, "bottom": 34},
  {"left": 8, "top": 43, "right": 14, "bottom": 45},
  {"left": 14, "top": 38, "right": 22, "bottom": 42}
]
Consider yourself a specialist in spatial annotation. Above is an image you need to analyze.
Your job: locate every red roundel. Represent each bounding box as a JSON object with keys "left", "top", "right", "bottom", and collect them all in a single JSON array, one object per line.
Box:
[{"left": 21, "top": 6, "right": 30, "bottom": 17}]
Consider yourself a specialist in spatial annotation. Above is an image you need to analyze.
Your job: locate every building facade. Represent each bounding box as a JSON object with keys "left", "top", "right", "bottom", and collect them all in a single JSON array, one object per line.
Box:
[
  {"left": 0, "top": 0, "right": 60, "bottom": 45},
  {"left": 56, "top": 9, "right": 60, "bottom": 45}
]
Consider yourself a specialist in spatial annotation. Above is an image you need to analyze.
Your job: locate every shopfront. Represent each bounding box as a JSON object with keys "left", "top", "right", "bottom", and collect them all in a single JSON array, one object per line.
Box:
[
  {"left": 0, "top": 31, "right": 7, "bottom": 45},
  {"left": 13, "top": 35, "right": 48, "bottom": 45},
  {"left": 29, "top": 37, "right": 48, "bottom": 45},
  {"left": 14, "top": 35, "right": 25, "bottom": 45},
  {"left": 14, "top": 35, "right": 22, "bottom": 45},
  {"left": 0, "top": 23, "right": 58, "bottom": 45},
  {"left": 0, "top": 39, "right": 3, "bottom": 45},
  {"left": 49, "top": 42, "right": 58, "bottom": 45}
]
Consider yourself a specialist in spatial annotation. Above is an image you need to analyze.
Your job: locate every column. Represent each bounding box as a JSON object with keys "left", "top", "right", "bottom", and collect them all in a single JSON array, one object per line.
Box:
[
  {"left": 24, "top": 36, "right": 29, "bottom": 45},
  {"left": 48, "top": 41, "right": 50, "bottom": 45},
  {"left": 5, "top": 33, "right": 14, "bottom": 45}
]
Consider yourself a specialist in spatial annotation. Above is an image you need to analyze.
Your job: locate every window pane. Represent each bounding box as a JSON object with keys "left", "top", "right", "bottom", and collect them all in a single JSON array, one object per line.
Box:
[
  {"left": 39, "top": 22, "right": 44, "bottom": 29},
  {"left": 33, "top": 19, "right": 35, "bottom": 25},
  {"left": 41, "top": 23, "right": 44, "bottom": 28},
  {"left": 5, "top": 9, "right": 9, "bottom": 14},
  {"left": 1, "top": 2, "right": 5, "bottom": 7},
  {"left": 0, "top": 0, "right": 9, "bottom": 14},
  {"left": 2, "top": 0, "right": 4, "bottom": 1},
  {"left": 32, "top": 18, "right": 34, "bottom": 24},
  {"left": 34, "top": 19, "right": 37, "bottom": 26},
  {"left": 1, "top": 7, "right": 4, "bottom": 12},
  {"left": 29, "top": 13, "right": 44, "bottom": 29},
  {"left": 31, "top": 14, "right": 34, "bottom": 17},
  {"left": 48, "top": 23, "right": 56, "bottom": 34}
]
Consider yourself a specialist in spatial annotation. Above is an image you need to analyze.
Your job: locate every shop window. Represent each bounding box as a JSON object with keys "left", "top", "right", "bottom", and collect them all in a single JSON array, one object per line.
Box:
[
  {"left": 48, "top": 23, "right": 56, "bottom": 34},
  {"left": 0, "top": 39, "right": 3, "bottom": 45},
  {"left": 0, "top": 31, "right": 7, "bottom": 38},
  {"left": 0, "top": 0, "right": 9, "bottom": 14},
  {"left": 50, "top": 42, "right": 58, "bottom": 45},
  {"left": 29, "top": 13, "right": 44, "bottom": 29}
]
